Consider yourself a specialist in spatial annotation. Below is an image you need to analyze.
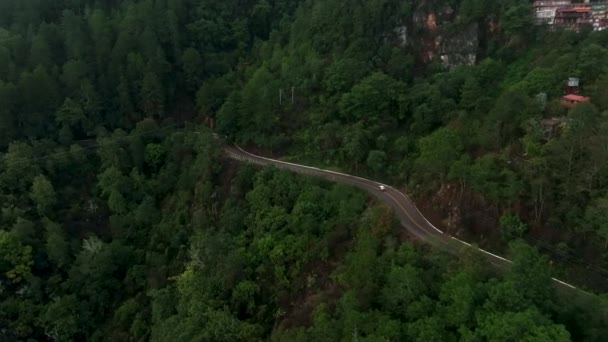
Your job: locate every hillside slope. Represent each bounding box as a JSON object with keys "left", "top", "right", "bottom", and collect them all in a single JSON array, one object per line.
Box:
[{"left": 0, "top": 0, "right": 607, "bottom": 340}]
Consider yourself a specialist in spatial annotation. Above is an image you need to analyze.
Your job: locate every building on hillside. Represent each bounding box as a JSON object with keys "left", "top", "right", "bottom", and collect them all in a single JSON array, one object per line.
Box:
[
  {"left": 566, "top": 77, "right": 580, "bottom": 94},
  {"left": 561, "top": 93, "right": 590, "bottom": 108},
  {"left": 533, "top": 1, "right": 608, "bottom": 30},
  {"left": 533, "top": 1, "right": 573, "bottom": 24},
  {"left": 554, "top": 3, "right": 593, "bottom": 30},
  {"left": 591, "top": 2, "right": 608, "bottom": 30}
]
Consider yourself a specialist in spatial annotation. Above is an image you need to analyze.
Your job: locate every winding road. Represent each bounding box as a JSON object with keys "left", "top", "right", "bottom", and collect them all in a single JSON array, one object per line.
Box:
[{"left": 223, "top": 143, "right": 581, "bottom": 292}]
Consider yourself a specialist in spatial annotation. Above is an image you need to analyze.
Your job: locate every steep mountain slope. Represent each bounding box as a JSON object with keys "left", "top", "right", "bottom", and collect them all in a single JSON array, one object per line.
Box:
[{"left": 0, "top": 0, "right": 607, "bottom": 340}]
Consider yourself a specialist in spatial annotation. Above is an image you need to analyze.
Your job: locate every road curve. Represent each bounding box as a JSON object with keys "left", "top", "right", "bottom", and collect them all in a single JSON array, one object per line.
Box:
[{"left": 223, "top": 143, "right": 581, "bottom": 292}]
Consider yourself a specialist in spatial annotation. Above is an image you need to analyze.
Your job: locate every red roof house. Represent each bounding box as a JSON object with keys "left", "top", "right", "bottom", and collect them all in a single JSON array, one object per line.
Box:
[
  {"left": 561, "top": 93, "right": 590, "bottom": 108},
  {"left": 554, "top": 3, "right": 592, "bottom": 30}
]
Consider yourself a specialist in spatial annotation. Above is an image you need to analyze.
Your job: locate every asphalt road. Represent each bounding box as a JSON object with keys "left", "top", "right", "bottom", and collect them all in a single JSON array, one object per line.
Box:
[{"left": 223, "top": 144, "right": 581, "bottom": 292}]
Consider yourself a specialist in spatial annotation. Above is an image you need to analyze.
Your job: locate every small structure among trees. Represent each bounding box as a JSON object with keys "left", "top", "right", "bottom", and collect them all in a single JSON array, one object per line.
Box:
[
  {"left": 561, "top": 76, "right": 591, "bottom": 108},
  {"left": 540, "top": 77, "right": 590, "bottom": 138},
  {"left": 540, "top": 117, "right": 564, "bottom": 139},
  {"left": 566, "top": 77, "right": 580, "bottom": 94},
  {"left": 561, "top": 93, "right": 590, "bottom": 108}
]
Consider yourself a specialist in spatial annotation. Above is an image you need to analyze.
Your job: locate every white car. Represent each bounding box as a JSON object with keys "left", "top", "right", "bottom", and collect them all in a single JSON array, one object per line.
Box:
[{"left": 379, "top": 185, "right": 386, "bottom": 191}]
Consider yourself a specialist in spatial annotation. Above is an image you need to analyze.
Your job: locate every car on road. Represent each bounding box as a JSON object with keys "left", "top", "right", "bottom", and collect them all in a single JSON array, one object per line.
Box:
[{"left": 379, "top": 185, "right": 386, "bottom": 191}]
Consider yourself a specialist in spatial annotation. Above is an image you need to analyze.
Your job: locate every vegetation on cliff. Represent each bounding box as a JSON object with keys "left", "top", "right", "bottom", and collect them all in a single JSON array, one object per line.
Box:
[{"left": 0, "top": 0, "right": 607, "bottom": 340}]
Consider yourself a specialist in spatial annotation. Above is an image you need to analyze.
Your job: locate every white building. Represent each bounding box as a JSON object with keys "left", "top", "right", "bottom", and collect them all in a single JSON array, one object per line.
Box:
[{"left": 533, "top": 0, "right": 572, "bottom": 24}]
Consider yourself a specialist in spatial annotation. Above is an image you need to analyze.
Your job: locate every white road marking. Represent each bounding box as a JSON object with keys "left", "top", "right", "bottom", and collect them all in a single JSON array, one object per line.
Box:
[
  {"left": 479, "top": 249, "right": 512, "bottom": 263},
  {"left": 552, "top": 278, "right": 577, "bottom": 289},
  {"left": 228, "top": 145, "right": 585, "bottom": 293},
  {"left": 451, "top": 236, "right": 472, "bottom": 247}
]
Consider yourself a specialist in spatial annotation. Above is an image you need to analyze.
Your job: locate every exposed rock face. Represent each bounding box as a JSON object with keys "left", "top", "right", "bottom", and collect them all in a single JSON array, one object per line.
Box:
[
  {"left": 394, "top": 25, "right": 408, "bottom": 47},
  {"left": 438, "top": 23, "right": 478, "bottom": 69},
  {"left": 400, "top": 1, "right": 479, "bottom": 67}
]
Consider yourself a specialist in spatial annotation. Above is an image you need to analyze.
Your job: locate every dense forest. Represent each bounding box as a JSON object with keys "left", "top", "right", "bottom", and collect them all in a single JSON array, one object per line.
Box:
[{"left": 1, "top": 0, "right": 608, "bottom": 340}]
